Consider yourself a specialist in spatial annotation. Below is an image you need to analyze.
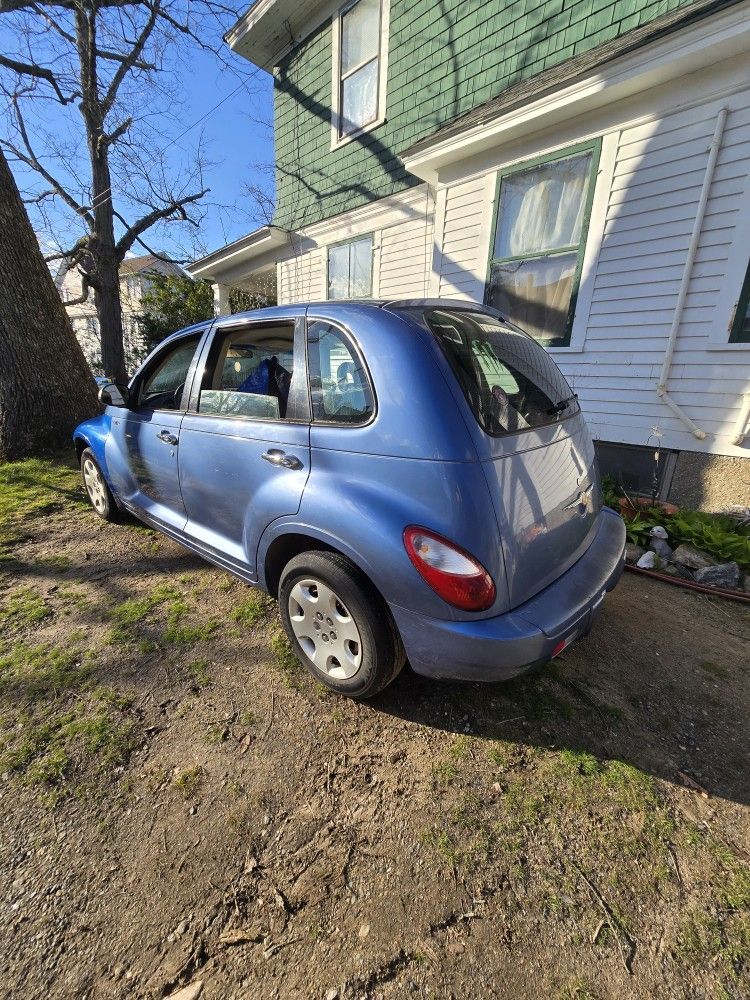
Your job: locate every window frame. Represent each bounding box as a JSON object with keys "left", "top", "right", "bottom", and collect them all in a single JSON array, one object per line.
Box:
[
  {"left": 326, "top": 233, "right": 375, "bottom": 299},
  {"left": 729, "top": 259, "right": 750, "bottom": 344},
  {"left": 186, "top": 317, "right": 311, "bottom": 425},
  {"left": 330, "top": 0, "right": 390, "bottom": 149},
  {"left": 484, "top": 138, "right": 602, "bottom": 349},
  {"left": 131, "top": 331, "right": 204, "bottom": 414},
  {"left": 306, "top": 316, "right": 377, "bottom": 429}
]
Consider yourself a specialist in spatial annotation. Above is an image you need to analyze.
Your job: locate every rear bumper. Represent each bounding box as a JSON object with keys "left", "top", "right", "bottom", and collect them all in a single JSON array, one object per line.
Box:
[{"left": 389, "top": 507, "right": 626, "bottom": 682}]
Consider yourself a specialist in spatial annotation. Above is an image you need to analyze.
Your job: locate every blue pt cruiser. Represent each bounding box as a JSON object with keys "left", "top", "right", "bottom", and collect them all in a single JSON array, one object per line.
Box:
[{"left": 75, "top": 300, "right": 625, "bottom": 699}]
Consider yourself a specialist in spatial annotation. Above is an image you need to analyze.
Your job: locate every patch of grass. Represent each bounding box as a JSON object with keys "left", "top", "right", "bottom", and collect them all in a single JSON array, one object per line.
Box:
[
  {"left": 186, "top": 658, "right": 211, "bottom": 689},
  {"left": 173, "top": 765, "right": 203, "bottom": 799},
  {"left": 239, "top": 711, "right": 256, "bottom": 727},
  {"left": 163, "top": 619, "right": 218, "bottom": 645},
  {"left": 557, "top": 980, "right": 599, "bottom": 1000},
  {"left": 0, "top": 587, "right": 52, "bottom": 628},
  {"left": 0, "top": 454, "right": 82, "bottom": 554},
  {"left": 270, "top": 630, "right": 300, "bottom": 684},
  {"left": 0, "top": 640, "right": 93, "bottom": 701},
  {"left": 431, "top": 760, "right": 457, "bottom": 786},
  {"left": 0, "top": 695, "right": 138, "bottom": 794},
  {"left": 700, "top": 660, "right": 730, "bottom": 680},
  {"left": 34, "top": 554, "right": 72, "bottom": 573},
  {"left": 204, "top": 722, "right": 229, "bottom": 745},
  {"left": 230, "top": 590, "right": 272, "bottom": 627}
]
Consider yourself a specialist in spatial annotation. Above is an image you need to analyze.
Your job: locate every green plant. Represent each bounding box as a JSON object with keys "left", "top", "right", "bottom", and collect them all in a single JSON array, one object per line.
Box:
[{"left": 601, "top": 474, "right": 622, "bottom": 509}]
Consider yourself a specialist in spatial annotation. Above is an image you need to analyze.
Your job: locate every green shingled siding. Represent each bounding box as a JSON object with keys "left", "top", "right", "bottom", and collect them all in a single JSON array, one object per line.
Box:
[{"left": 273, "top": 0, "right": 697, "bottom": 229}]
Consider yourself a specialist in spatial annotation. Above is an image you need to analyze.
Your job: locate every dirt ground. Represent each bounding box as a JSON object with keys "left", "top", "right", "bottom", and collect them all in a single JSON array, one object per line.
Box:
[{"left": 0, "top": 456, "right": 748, "bottom": 1000}]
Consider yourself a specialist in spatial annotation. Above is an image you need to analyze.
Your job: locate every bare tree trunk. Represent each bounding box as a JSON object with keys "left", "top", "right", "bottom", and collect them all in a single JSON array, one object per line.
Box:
[
  {"left": 77, "top": 4, "right": 126, "bottom": 383},
  {"left": 0, "top": 148, "right": 100, "bottom": 461}
]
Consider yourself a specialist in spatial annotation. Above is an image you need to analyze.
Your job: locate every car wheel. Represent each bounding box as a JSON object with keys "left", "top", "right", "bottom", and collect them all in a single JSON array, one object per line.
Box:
[
  {"left": 80, "top": 448, "right": 119, "bottom": 522},
  {"left": 279, "top": 551, "right": 405, "bottom": 699}
]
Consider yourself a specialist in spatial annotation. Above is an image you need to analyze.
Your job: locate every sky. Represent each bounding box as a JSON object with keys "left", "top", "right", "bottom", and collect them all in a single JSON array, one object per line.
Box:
[{"left": 0, "top": 10, "right": 276, "bottom": 264}]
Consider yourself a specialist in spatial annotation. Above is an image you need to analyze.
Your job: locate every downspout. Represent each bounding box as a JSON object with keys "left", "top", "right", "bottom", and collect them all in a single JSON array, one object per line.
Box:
[
  {"left": 656, "top": 107, "right": 728, "bottom": 441},
  {"left": 731, "top": 392, "right": 750, "bottom": 446}
]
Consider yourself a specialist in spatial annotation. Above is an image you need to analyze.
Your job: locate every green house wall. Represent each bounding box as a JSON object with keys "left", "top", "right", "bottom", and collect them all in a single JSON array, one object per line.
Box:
[{"left": 273, "top": 0, "right": 698, "bottom": 230}]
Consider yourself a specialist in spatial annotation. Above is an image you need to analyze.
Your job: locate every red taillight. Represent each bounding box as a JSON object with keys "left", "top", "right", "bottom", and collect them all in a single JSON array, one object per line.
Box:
[{"left": 403, "top": 526, "right": 496, "bottom": 612}]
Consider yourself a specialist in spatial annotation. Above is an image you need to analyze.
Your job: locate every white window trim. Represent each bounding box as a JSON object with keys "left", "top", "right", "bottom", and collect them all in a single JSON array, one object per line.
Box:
[
  {"left": 550, "top": 130, "right": 619, "bottom": 355},
  {"left": 707, "top": 160, "right": 750, "bottom": 351},
  {"left": 330, "top": 0, "right": 390, "bottom": 151},
  {"left": 326, "top": 233, "right": 375, "bottom": 299}
]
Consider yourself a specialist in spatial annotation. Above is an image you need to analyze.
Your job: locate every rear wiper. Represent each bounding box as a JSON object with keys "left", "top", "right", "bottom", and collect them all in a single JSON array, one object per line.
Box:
[{"left": 546, "top": 394, "right": 578, "bottom": 415}]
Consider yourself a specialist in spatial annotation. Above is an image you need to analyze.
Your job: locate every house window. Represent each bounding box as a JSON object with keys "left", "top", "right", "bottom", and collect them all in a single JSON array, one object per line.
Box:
[
  {"left": 334, "top": 0, "right": 383, "bottom": 140},
  {"left": 327, "top": 236, "right": 373, "bottom": 299},
  {"left": 486, "top": 143, "right": 600, "bottom": 348},
  {"left": 729, "top": 260, "right": 750, "bottom": 343}
]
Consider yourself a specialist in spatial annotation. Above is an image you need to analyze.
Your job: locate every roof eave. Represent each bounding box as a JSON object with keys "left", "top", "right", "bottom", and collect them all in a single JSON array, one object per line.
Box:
[
  {"left": 187, "top": 225, "right": 290, "bottom": 281},
  {"left": 400, "top": 0, "right": 750, "bottom": 183}
]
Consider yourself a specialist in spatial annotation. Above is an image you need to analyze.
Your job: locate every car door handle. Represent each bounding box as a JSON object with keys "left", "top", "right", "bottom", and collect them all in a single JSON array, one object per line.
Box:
[
  {"left": 157, "top": 430, "right": 178, "bottom": 446},
  {"left": 262, "top": 448, "right": 303, "bottom": 470}
]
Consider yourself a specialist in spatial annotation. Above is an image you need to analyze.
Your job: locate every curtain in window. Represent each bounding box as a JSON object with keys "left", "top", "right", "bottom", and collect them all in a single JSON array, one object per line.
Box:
[
  {"left": 488, "top": 151, "right": 593, "bottom": 346},
  {"left": 340, "top": 0, "right": 380, "bottom": 135},
  {"left": 328, "top": 236, "right": 373, "bottom": 299}
]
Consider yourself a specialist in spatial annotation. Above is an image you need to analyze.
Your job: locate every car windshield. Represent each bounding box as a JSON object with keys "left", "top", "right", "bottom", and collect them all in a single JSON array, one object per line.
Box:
[{"left": 415, "top": 307, "right": 580, "bottom": 436}]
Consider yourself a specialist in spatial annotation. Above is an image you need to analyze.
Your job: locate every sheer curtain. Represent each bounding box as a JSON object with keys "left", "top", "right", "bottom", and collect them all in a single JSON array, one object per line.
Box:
[{"left": 489, "top": 152, "right": 592, "bottom": 345}]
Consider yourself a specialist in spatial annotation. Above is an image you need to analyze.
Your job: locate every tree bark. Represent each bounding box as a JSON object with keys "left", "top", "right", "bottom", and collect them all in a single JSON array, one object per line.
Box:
[
  {"left": 76, "top": 3, "right": 126, "bottom": 383},
  {"left": 0, "top": 147, "right": 100, "bottom": 461}
]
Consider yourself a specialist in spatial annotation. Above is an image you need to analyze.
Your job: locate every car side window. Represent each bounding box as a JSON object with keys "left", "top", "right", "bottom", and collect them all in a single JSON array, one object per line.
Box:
[
  {"left": 137, "top": 335, "right": 201, "bottom": 412},
  {"left": 197, "top": 323, "right": 297, "bottom": 420},
  {"left": 308, "top": 321, "right": 374, "bottom": 425}
]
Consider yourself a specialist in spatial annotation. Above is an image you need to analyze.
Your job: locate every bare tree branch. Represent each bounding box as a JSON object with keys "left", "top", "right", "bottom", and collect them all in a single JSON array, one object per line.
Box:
[
  {"left": 101, "top": 1, "right": 159, "bottom": 115},
  {"left": 0, "top": 53, "right": 78, "bottom": 103},
  {"left": 3, "top": 97, "right": 94, "bottom": 226},
  {"left": 115, "top": 187, "right": 209, "bottom": 259}
]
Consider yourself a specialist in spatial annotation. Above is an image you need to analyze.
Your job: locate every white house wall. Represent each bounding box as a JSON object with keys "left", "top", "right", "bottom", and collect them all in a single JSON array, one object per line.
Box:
[
  {"left": 433, "top": 81, "right": 750, "bottom": 461},
  {"left": 277, "top": 186, "right": 435, "bottom": 305}
]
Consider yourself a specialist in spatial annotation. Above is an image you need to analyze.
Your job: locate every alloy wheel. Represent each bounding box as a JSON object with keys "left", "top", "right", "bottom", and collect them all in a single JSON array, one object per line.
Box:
[{"left": 82, "top": 457, "right": 108, "bottom": 515}]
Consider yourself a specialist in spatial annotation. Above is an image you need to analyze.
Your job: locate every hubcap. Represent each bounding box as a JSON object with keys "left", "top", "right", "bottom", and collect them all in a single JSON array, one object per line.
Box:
[
  {"left": 287, "top": 578, "right": 363, "bottom": 680},
  {"left": 82, "top": 458, "right": 107, "bottom": 514}
]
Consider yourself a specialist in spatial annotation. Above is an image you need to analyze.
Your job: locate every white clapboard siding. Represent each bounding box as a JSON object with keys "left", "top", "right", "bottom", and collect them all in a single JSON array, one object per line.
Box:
[
  {"left": 435, "top": 86, "right": 750, "bottom": 456},
  {"left": 378, "top": 215, "right": 432, "bottom": 298},
  {"left": 559, "top": 89, "right": 750, "bottom": 455},
  {"left": 278, "top": 248, "right": 325, "bottom": 303},
  {"left": 438, "top": 176, "right": 489, "bottom": 301}
]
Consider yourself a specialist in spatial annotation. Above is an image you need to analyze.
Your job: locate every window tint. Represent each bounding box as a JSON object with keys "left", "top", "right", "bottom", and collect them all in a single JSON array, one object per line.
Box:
[
  {"left": 308, "top": 321, "right": 374, "bottom": 424},
  {"left": 421, "top": 308, "right": 579, "bottom": 436},
  {"left": 138, "top": 336, "right": 200, "bottom": 411},
  {"left": 486, "top": 148, "right": 597, "bottom": 347},
  {"left": 339, "top": 0, "right": 381, "bottom": 137},
  {"left": 198, "top": 324, "right": 296, "bottom": 420},
  {"left": 328, "top": 236, "right": 373, "bottom": 299}
]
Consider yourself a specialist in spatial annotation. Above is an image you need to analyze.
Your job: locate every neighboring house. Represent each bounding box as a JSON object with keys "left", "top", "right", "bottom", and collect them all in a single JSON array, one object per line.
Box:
[
  {"left": 57, "top": 254, "right": 184, "bottom": 374},
  {"left": 188, "top": 0, "right": 750, "bottom": 508}
]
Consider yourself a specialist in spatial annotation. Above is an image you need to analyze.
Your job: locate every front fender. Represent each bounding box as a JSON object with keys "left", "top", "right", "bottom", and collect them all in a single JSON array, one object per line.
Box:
[{"left": 73, "top": 413, "right": 113, "bottom": 481}]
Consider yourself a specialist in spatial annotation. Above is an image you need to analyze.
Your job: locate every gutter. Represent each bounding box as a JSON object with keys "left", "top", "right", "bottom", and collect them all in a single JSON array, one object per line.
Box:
[{"left": 655, "top": 107, "right": 728, "bottom": 441}]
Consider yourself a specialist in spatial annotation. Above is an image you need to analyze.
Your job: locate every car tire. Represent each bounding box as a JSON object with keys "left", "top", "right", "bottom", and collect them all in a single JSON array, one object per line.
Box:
[
  {"left": 80, "top": 448, "right": 120, "bottom": 522},
  {"left": 278, "top": 551, "right": 405, "bottom": 699}
]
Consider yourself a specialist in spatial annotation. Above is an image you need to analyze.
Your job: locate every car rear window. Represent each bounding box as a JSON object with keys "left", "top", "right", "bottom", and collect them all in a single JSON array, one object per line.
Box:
[{"left": 419, "top": 308, "right": 580, "bottom": 436}]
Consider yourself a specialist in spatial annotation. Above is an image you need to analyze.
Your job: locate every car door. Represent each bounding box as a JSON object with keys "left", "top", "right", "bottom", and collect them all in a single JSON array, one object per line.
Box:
[
  {"left": 104, "top": 331, "right": 206, "bottom": 531},
  {"left": 177, "top": 313, "right": 311, "bottom": 578}
]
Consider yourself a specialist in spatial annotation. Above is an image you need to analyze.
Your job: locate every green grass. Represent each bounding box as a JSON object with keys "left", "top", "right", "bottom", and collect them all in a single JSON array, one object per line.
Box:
[
  {"left": 230, "top": 590, "right": 272, "bottom": 627},
  {"left": 186, "top": 658, "right": 211, "bottom": 689},
  {"left": 163, "top": 620, "right": 218, "bottom": 645},
  {"left": 173, "top": 765, "right": 203, "bottom": 798},
  {"left": 0, "top": 639, "right": 93, "bottom": 700},
  {"left": 0, "top": 587, "right": 52, "bottom": 628},
  {"left": 0, "top": 454, "right": 82, "bottom": 555}
]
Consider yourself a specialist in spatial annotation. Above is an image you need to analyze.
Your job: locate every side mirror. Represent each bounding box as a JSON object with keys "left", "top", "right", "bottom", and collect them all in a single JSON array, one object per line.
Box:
[{"left": 98, "top": 382, "right": 131, "bottom": 408}]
